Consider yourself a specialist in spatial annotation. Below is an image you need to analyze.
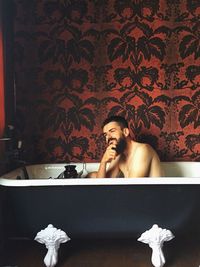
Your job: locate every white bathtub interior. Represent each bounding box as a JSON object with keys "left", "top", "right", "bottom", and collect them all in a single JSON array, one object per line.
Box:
[{"left": 1, "top": 161, "right": 200, "bottom": 180}]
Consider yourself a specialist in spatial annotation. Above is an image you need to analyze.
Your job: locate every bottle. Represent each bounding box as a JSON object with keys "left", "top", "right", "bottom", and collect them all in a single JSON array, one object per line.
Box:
[
  {"left": 63, "top": 165, "right": 78, "bottom": 178},
  {"left": 80, "top": 162, "right": 88, "bottom": 178}
]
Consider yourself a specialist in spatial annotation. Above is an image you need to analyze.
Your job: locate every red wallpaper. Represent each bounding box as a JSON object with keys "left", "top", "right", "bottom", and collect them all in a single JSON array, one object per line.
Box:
[{"left": 13, "top": 0, "right": 200, "bottom": 163}]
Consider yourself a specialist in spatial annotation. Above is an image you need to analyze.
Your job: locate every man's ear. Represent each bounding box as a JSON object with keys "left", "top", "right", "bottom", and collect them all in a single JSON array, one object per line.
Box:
[{"left": 123, "top": 128, "right": 129, "bottom": 137}]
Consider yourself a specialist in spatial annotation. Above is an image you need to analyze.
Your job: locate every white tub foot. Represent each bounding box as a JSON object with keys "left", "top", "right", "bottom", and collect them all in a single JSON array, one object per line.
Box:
[
  {"left": 138, "top": 224, "right": 174, "bottom": 267},
  {"left": 34, "top": 224, "right": 71, "bottom": 267}
]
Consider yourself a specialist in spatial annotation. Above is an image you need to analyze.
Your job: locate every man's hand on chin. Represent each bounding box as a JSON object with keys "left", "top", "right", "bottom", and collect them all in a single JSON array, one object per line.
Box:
[{"left": 102, "top": 143, "right": 117, "bottom": 163}]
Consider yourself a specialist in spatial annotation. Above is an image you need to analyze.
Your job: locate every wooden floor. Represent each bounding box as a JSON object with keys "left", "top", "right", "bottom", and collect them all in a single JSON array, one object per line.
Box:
[{"left": 1, "top": 237, "right": 200, "bottom": 267}]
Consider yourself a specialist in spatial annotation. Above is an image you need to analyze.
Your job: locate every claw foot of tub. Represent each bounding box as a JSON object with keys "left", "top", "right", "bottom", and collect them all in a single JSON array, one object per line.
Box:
[
  {"left": 138, "top": 224, "right": 174, "bottom": 267},
  {"left": 34, "top": 224, "right": 71, "bottom": 267}
]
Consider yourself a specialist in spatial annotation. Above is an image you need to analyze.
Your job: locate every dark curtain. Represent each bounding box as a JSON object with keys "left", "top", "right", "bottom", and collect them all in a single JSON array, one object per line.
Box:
[{"left": 0, "top": 0, "right": 5, "bottom": 137}]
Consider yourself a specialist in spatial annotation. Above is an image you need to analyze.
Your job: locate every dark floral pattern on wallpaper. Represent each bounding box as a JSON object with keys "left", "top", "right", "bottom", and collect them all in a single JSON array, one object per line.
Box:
[{"left": 14, "top": 0, "right": 200, "bottom": 163}]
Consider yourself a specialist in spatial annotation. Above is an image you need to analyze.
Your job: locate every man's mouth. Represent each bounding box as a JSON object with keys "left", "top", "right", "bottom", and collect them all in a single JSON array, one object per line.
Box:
[{"left": 108, "top": 138, "right": 117, "bottom": 145}]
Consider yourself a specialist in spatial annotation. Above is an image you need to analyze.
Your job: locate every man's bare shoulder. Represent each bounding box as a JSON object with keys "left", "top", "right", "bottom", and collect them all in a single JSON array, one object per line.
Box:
[
  {"left": 133, "top": 142, "right": 153, "bottom": 154},
  {"left": 131, "top": 142, "right": 159, "bottom": 163}
]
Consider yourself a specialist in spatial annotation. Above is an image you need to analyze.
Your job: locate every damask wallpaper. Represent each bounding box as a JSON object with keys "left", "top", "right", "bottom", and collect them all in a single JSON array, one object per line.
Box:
[{"left": 13, "top": 0, "right": 200, "bottom": 163}]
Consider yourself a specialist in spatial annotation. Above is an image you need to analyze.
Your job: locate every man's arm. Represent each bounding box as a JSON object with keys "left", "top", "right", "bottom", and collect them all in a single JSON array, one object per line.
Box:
[{"left": 96, "top": 144, "right": 120, "bottom": 178}]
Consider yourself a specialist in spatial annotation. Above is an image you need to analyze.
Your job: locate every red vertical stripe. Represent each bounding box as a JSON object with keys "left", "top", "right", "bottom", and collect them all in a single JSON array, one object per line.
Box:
[{"left": 0, "top": 0, "right": 5, "bottom": 137}]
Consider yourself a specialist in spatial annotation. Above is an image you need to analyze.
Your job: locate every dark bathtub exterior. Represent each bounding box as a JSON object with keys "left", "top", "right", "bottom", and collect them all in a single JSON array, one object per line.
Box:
[{"left": 2, "top": 182, "right": 200, "bottom": 240}]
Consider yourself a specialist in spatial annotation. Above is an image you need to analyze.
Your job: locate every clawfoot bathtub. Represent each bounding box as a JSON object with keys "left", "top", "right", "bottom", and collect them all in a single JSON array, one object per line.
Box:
[{"left": 0, "top": 161, "right": 200, "bottom": 267}]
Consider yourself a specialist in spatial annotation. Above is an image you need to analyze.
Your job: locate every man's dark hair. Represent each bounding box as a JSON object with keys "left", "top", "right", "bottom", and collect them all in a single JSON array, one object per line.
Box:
[{"left": 102, "top": 115, "right": 129, "bottom": 129}]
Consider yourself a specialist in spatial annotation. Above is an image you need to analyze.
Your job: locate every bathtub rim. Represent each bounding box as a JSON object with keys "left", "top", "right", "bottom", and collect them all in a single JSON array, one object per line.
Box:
[
  {"left": 1, "top": 161, "right": 200, "bottom": 186},
  {"left": 1, "top": 177, "right": 200, "bottom": 187}
]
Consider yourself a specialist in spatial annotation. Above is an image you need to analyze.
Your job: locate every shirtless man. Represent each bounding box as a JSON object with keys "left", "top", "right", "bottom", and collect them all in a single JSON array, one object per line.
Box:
[{"left": 89, "top": 115, "right": 162, "bottom": 178}]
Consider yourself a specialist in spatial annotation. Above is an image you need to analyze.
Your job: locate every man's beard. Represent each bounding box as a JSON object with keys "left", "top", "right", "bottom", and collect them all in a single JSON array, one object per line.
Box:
[
  {"left": 115, "top": 137, "right": 127, "bottom": 154},
  {"left": 109, "top": 136, "right": 127, "bottom": 155}
]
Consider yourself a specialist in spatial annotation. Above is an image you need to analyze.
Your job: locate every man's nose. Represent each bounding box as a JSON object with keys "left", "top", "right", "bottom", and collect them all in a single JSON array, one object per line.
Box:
[
  {"left": 106, "top": 132, "right": 111, "bottom": 140},
  {"left": 107, "top": 133, "right": 112, "bottom": 139},
  {"left": 107, "top": 136, "right": 115, "bottom": 144}
]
